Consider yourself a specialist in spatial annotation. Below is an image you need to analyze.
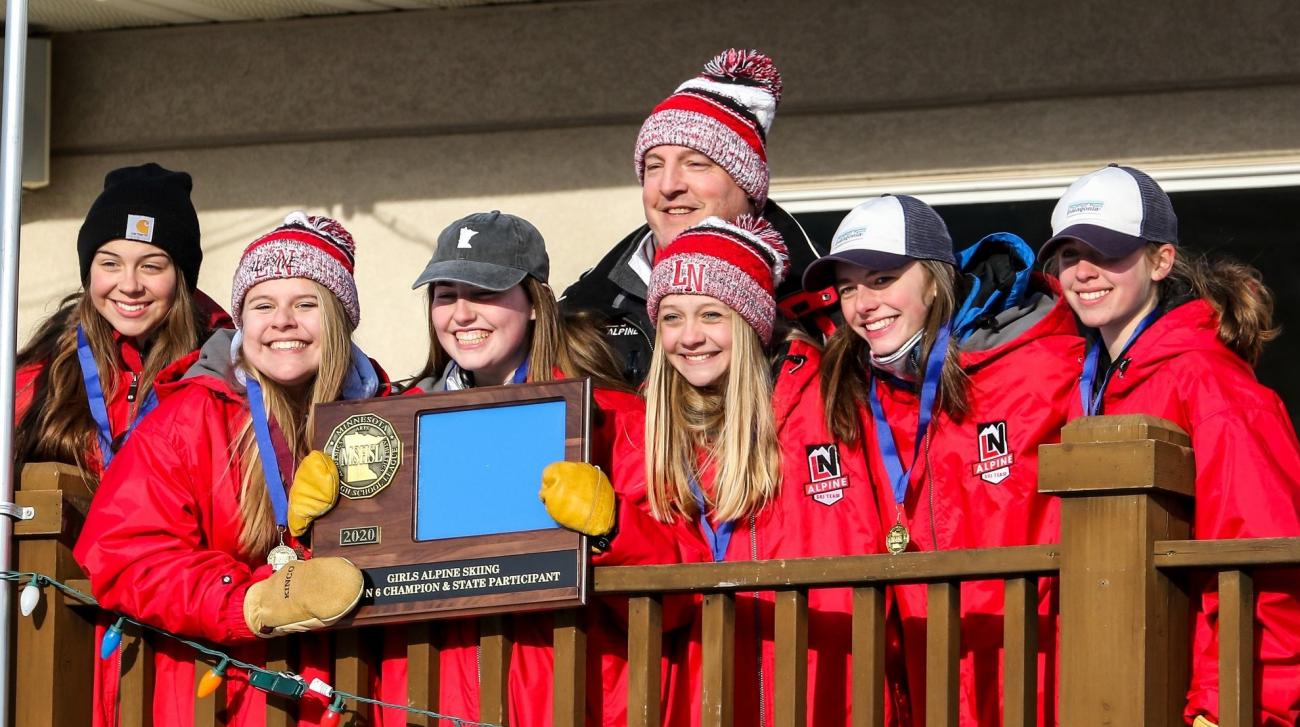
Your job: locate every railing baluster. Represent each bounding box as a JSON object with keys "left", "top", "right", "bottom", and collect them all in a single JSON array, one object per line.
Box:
[
  {"left": 118, "top": 625, "right": 154, "bottom": 727},
  {"left": 627, "top": 596, "right": 662, "bottom": 727},
  {"left": 407, "top": 622, "right": 440, "bottom": 726},
  {"left": 701, "top": 593, "right": 735, "bottom": 727},
  {"left": 926, "top": 582, "right": 959, "bottom": 727},
  {"left": 1003, "top": 577, "right": 1038, "bottom": 727},
  {"left": 1218, "top": 570, "right": 1254, "bottom": 727},
  {"left": 552, "top": 609, "right": 586, "bottom": 727},
  {"left": 774, "top": 589, "right": 808, "bottom": 727},
  {"left": 479, "top": 615, "right": 512, "bottom": 725},
  {"left": 263, "top": 638, "right": 294, "bottom": 727},
  {"left": 334, "top": 627, "right": 371, "bottom": 697},
  {"left": 852, "top": 585, "right": 886, "bottom": 727}
]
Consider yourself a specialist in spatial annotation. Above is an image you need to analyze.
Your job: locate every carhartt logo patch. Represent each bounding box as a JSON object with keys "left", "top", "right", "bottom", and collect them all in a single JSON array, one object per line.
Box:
[
  {"left": 457, "top": 227, "right": 478, "bottom": 249},
  {"left": 972, "top": 421, "right": 1014, "bottom": 484},
  {"left": 804, "top": 443, "right": 849, "bottom": 506},
  {"left": 126, "top": 214, "right": 155, "bottom": 243},
  {"left": 670, "top": 260, "right": 706, "bottom": 291}
]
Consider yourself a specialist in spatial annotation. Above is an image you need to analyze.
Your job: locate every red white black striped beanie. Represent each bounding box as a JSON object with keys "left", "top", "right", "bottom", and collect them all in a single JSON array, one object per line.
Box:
[
  {"left": 231, "top": 211, "right": 360, "bottom": 328},
  {"left": 634, "top": 49, "right": 783, "bottom": 208},
  {"left": 647, "top": 215, "right": 790, "bottom": 345}
]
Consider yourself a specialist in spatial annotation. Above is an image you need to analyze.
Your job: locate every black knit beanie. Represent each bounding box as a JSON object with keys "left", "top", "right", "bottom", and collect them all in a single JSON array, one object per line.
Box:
[{"left": 77, "top": 163, "right": 202, "bottom": 289}]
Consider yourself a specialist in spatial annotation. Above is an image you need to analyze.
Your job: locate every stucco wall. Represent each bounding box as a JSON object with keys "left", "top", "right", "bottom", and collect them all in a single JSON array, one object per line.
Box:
[{"left": 18, "top": 0, "right": 1300, "bottom": 378}]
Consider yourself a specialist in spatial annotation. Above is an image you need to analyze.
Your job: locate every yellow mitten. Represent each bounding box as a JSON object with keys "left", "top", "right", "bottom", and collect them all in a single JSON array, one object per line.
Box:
[
  {"left": 539, "top": 461, "right": 615, "bottom": 537},
  {"left": 288, "top": 450, "right": 339, "bottom": 537},
  {"left": 243, "top": 557, "right": 363, "bottom": 637},
  {"left": 1192, "top": 717, "right": 1217, "bottom": 727}
]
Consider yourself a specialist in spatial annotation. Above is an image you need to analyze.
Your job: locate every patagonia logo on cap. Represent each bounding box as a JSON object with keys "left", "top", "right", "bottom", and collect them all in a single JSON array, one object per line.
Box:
[
  {"left": 832, "top": 226, "right": 866, "bottom": 249},
  {"left": 1066, "top": 201, "right": 1105, "bottom": 217},
  {"left": 125, "top": 214, "right": 155, "bottom": 243}
]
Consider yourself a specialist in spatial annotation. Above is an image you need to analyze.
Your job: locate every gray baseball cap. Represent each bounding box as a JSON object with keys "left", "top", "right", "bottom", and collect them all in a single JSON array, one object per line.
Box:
[
  {"left": 411, "top": 210, "right": 550, "bottom": 291},
  {"left": 802, "top": 195, "right": 955, "bottom": 291}
]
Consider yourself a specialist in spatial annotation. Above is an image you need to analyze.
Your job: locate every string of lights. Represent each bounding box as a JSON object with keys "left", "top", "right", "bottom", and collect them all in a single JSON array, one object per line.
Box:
[{"left": 5, "top": 569, "right": 502, "bottom": 727}]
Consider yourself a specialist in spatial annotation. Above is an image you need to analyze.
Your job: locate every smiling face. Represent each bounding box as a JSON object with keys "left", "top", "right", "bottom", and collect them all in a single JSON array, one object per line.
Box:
[
  {"left": 430, "top": 281, "right": 534, "bottom": 386},
  {"left": 642, "top": 145, "right": 754, "bottom": 247},
  {"left": 835, "top": 260, "right": 935, "bottom": 357},
  {"left": 656, "top": 294, "right": 735, "bottom": 388},
  {"left": 240, "top": 277, "right": 324, "bottom": 389},
  {"left": 86, "top": 239, "right": 179, "bottom": 341},
  {"left": 1053, "top": 239, "right": 1175, "bottom": 357}
]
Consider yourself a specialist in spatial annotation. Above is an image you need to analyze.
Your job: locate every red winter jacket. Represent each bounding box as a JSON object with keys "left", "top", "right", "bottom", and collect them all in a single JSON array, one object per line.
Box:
[
  {"left": 1068, "top": 299, "right": 1300, "bottom": 727},
  {"left": 73, "top": 330, "right": 388, "bottom": 727},
  {"left": 863, "top": 280, "right": 1082, "bottom": 726},
  {"left": 665, "top": 338, "right": 887, "bottom": 726},
  {"left": 16, "top": 290, "right": 230, "bottom": 727},
  {"left": 375, "top": 379, "right": 679, "bottom": 727}
]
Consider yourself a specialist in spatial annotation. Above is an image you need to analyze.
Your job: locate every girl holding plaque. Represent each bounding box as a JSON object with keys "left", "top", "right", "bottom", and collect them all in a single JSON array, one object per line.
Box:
[
  {"left": 354, "top": 210, "right": 677, "bottom": 727},
  {"left": 803, "top": 195, "right": 1081, "bottom": 725},
  {"left": 14, "top": 163, "right": 230, "bottom": 727},
  {"left": 75, "top": 213, "right": 386, "bottom": 727},
  {"left": 641, "top": 215, "right": 882, "bottom": 726},
  {"left": 1043, "top": 166, "right": 1300, "bottom": 727}
]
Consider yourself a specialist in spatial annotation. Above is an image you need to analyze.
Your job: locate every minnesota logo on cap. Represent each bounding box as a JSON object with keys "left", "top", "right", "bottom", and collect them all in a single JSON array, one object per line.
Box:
[{"left": 125, "top": 214, "right": 155, "bottom": 243}]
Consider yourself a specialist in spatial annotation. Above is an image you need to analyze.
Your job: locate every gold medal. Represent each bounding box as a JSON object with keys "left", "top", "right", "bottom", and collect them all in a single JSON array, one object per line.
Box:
[
  {"left": 267, "top": 544, "right": 298, "bottom": 571},
  {"left": 885, "top": 522, "right": 910, "bottom": 555}
]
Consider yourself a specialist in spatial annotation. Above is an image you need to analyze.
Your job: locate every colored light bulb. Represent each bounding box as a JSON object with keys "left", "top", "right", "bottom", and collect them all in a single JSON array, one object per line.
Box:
[
  {"left": 196, "top": 658, "right": 229, "bottom": 698},
  {"left": 100, "top": 617, "right": 125, "bottom": 660},
  {"left": 19, "top": 576, "right": 40, "bottom": 617},
  {"left": 320, "top": 694, "right": 345, "bottom": 727}
]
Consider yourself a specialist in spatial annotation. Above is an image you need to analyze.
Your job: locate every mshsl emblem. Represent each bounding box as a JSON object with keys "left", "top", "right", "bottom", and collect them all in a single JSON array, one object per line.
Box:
[{"left": 324, "top": 413, "right": 402, "bottom": 499}]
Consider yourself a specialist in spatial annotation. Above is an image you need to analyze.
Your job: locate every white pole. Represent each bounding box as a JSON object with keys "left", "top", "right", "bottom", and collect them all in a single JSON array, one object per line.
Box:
[{"left": 0, "top": 1, "right": 30, "bottom": 725}]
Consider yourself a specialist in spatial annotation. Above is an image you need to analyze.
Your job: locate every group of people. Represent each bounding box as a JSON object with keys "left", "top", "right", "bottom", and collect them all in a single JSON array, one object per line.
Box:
[{"left": 13, "top": 47, "right": 1299, "bottom": 727}]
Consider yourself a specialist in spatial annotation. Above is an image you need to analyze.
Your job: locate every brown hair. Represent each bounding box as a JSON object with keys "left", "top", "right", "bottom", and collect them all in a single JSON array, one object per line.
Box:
[
  {"left": 1159, "top": 248, "right": 1278, "bottom": 365},
  {"left": 234, "top": 282, "right": 352, "bottom": 557},
  {"left": 15, "top": 283, "right": 204, "bottom": 475},
  {"left": 414, "top": 277, "right": 632, "bottom": 392},
  {"left": 820, "top": 260, "right": 968, "bottom": 444}
]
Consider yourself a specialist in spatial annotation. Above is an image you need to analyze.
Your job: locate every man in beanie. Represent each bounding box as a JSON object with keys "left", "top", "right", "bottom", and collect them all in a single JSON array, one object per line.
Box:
[{"left": 561, "top": 48, "right": 834, "bottom": 383}]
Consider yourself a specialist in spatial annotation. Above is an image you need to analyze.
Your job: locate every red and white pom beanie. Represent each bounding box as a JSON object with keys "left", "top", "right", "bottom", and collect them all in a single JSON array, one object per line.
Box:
[
  {"left": 647, "top": 215, "right": 790, "bottom": 345},
  {"left": 634, "top": 49, "right": 783, "bottom": 208},
  {"left": 231, "top": 211, "right": 360, "bottom": 328}
]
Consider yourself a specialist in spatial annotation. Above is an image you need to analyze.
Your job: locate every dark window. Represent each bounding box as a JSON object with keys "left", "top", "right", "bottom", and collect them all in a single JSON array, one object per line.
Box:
[{"left": 793, "top": 186, "right": 1300, "bottom": 421}]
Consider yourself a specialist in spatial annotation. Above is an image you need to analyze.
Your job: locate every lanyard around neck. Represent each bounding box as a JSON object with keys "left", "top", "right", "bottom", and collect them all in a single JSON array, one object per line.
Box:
[
  {"left": 688, "top": 473, "right": 734, "bottom": 562},
  {"left": 244, "top": 376, "right": 290, "bottom": 531},
  {"left": 1079, "top": 306, "right": 1161, "bottom": 416},
  {"left": 867, "top": 323, "right": 950, "bottom": 509},
  {"left": 75, "top": 325, "right": 158, "bottom": 468}
]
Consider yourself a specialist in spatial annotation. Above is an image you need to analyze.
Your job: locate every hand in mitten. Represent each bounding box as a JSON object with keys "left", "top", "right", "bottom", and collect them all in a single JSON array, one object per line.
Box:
[
  {"left": 288, "top": 451, "right": 339, "bottom": 537},
  {"left": 539, "top": 462, "right": 615, "bottom": 537},
  {"left": 1192, "top": 717, "right": 1217, "bottom": 727},
  {"left": 243, "top": 557, "right": 363, "bottom": 637}
]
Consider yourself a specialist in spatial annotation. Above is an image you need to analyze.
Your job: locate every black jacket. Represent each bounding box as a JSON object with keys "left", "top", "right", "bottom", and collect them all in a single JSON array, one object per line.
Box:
[{"left": 560, "top": 201, "right": 833, "bottom": 383}]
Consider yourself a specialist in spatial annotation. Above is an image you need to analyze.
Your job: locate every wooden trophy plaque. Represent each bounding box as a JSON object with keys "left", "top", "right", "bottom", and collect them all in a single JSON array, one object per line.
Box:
[{"left": 310, "top": 378, "right": 591, "bottom": 627}]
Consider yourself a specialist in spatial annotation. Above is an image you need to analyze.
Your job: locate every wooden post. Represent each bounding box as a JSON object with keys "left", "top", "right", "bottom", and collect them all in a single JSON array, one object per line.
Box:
[
  {"left": 14, "top": 462, "right": 95, "bottom": 727},
  {"left": 552, "top": 609, "right": 586, "bottom": 727},
  {"left": 1039, "top": 415, "right": 1194, "bottom": 727},
  {"left": 626, "top": 596, "right": 662, "bottom": 727},
  {"left": 772, "top": 589, "right": 808, "bottom": 727},
  {"left": 479, "top": 615, "right": 511, "bottom": 726}
]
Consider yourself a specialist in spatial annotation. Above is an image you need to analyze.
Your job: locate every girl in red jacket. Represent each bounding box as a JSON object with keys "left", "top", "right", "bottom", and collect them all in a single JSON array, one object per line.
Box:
[
  {"left": 75, "top": 213, "right": 381, "bottom": 727},
  {"left": 1043, "top": 164, "right": 1300, "bottom": 727},
  {"left": 644, "top": 215, "right": 884, "bottom": 726},
  {"left": 15, "top": 163, "right": 231, "bottom": 727},
  {"left": 805, "top": 195, "right": 1081, "bottom": 725},
  {"left": 354, "top": 210, "right": 675, "bottom": 727}
]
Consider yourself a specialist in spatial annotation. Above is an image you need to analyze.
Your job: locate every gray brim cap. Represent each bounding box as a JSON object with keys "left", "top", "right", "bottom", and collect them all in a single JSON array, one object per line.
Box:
[
  {"left": 803, "top": 194, "right": 955, "bottom": 291},
  {"left": 412, "top": 210, "right": 549, "bottom": 291}
]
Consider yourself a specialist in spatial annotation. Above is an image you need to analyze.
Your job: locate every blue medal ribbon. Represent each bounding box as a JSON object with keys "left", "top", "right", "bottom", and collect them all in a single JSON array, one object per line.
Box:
[
  {"left": 867, "top": 324, "right": 950, "bottom": 511},
  {"left": 688, "top": 474, "right": 734, "bottom": 562},
  {"left": 244, "top": 377, "right": 290, "bottom": 531},
  {"left": 75, "top": 325, "right": 158, "bottom": 468},
  {"left": 1078, "top": 307, "right": 1161, "bottom": 416},
  {"left": 510, "top": 357, "right": 530, "bottom": 385}
]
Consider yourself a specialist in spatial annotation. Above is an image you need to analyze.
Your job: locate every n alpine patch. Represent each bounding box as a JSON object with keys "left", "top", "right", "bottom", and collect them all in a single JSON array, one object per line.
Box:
[
  {"left": 972, "top": 421, "right": 1014, "bottom": 484},
  {"left": 804, "top": 443, "right": 849, "bottom": 506}
]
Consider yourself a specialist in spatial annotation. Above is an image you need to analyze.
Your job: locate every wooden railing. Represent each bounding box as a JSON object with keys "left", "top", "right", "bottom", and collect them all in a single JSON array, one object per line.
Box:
[{"left": 12, "top": 414, "right": 1300, "bottom": 726}]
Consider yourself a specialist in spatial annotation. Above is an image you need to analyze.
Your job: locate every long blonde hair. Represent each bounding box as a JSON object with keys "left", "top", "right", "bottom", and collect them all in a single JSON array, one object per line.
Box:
[
  {"left": 820, "top": 260, "right": 968, "bottom": 444},
  {"left": 233, "top": 282, "right": 353, "bottom": 557},
  {"left": 412, "top": 276, "right": 631, "bottom": 392},
  {"left": 15, "top": 283, "right": 204, "bottom": 473},
  {"left": 644, "top": 312, "right": 780, "bottom": 523}
]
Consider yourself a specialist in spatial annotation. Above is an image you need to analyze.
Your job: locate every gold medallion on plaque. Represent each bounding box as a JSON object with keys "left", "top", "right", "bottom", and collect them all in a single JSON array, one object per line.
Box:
[{"left": 324, "top": 413, "right": 402, "bottom": 499}]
